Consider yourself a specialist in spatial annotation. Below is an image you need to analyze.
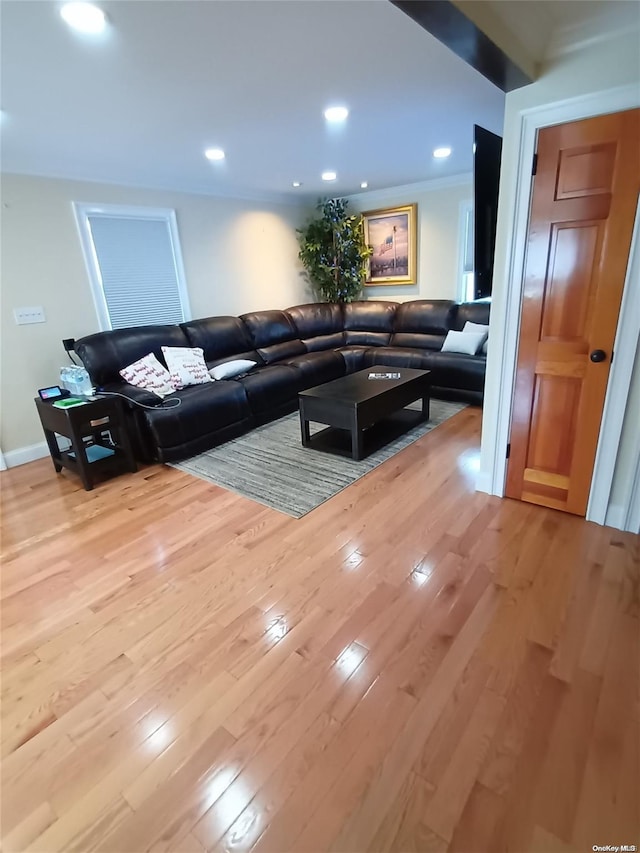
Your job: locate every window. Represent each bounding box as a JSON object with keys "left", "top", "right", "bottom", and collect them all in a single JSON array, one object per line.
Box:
[
  {"left": 73, "top": 203, "right": 191, "bottom": 330},
  {"left": 458, "top": 201, "right": 475, "bottom": 303}
]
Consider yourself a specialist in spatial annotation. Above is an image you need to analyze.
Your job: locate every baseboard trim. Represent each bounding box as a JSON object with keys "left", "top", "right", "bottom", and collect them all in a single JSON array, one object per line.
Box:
[
  {"left": 475, "top": 470, "right": 493, "bottom": 495},
  {"left": 3, "top": 441, "right": 50, "bottom": 468},
  {"left": 604, "top": 504, "right": 626, "bottom": 532}
]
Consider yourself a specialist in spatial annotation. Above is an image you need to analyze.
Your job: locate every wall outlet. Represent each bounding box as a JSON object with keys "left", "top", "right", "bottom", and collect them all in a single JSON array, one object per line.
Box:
[{"left": 14, "top": 306, "right": 46, "bottom": 325}]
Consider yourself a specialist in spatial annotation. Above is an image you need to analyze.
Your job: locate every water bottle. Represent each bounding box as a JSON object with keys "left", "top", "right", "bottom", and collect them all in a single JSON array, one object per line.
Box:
[
  {"left": 60, "top": 365, "right": 93, "bottom": 396},
  {"left": 60, "top": 366, "right": 72, "bottom": 392},
  {"left": 76, "top": 367, "right": 93, "bottom": 396}
]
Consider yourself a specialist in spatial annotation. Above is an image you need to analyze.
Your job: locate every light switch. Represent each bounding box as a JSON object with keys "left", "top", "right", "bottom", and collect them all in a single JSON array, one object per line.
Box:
[{"left": 14, "top": 307, "right": 46, "bottom": 325}]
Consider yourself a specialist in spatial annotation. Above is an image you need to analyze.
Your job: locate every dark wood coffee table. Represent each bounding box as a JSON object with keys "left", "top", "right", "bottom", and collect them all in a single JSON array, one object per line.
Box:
[{"left": 298, "top": 366, "right": 431, "bottom": 461}]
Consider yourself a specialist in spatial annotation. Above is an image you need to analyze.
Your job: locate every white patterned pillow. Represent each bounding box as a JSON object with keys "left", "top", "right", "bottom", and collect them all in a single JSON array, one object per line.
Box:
[
  {"left": 161, "top": 346, "right": 212, "bottom": 389},
  {"left": 119, "top": 353, "right": 177, "bottom": 397}
]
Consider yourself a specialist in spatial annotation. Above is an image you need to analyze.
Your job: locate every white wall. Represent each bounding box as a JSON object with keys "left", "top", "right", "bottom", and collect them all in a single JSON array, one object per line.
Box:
[
  {"left": 479, "top": 27, "right": 640, "bottom": 530},
  {"left": 347, "top": 176, "right": 472, "bottom": 303},
  {"left": 0, "top": 173, "right": 309, "bottom": 454}
]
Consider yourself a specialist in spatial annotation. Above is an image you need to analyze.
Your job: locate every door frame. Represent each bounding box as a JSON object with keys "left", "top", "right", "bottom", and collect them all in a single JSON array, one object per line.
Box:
[
  {"left": 590, "top": 197, "right": 640, "bottom": 530},
  {"left": 478, "top": 82, "right": 640, "bottom": 530}
]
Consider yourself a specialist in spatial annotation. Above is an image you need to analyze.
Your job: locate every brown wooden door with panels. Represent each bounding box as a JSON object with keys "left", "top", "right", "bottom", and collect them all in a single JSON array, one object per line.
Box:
[{"left": 506, "top": 108, "right": 640, "bottom": 516}]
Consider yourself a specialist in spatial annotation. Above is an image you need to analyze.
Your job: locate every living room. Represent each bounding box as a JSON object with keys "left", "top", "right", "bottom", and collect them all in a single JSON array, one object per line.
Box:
[{"left": 1, "top": 1, "right": 639, "bottom": 851}]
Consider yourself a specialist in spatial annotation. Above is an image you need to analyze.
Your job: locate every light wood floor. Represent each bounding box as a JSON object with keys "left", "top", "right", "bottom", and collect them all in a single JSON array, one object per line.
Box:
[{"left": 1, "top": 407, "right": 638, "bottom": 853}]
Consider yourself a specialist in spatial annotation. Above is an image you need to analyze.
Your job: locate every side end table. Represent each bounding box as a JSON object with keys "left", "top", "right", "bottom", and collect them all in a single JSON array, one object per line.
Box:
[{"left": 35, "top": 396, "right": 137, "bottom": 491}]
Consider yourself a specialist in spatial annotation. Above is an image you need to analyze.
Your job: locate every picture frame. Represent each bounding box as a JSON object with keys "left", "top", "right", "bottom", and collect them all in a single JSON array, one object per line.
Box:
[{"left": 362, "top": 203, "right": 417, "bottom": 286}]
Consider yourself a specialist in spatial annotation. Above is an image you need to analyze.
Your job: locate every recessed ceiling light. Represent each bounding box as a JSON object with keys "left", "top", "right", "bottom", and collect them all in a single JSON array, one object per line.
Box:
[
  {"left": 292, "top": 181, "right": 302, "bottom": 188},
  {"left": 60, "top": 2, "right": 106, "bottom": 33},
  {"left": 360, "top": 181, "right": 368, "bottom": 189},
  {"left": 324, "top": 106, "right": 349, "bottom": 123},
  {"left": 321, "top": 171, "right": 337, "bottom": 181},
  {"left": 433, "top": 146, "right": 452, "bottom": 159},
  {"left": 204, "top": 148, "right": 225, "bottom": 161}
]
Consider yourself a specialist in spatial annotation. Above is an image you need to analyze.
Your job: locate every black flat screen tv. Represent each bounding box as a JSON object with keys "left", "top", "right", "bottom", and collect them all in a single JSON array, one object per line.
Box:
[{"left": 473, "top": 124, "right": 502, "bottom": 299}]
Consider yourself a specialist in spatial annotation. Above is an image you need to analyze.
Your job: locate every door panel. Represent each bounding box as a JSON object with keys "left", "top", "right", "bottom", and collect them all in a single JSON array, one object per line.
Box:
[
  {"left": 506, "top": 108, "right": 640, "bottom": 516},
  {"left": 556, "top": 142, "right": 616, "bottom": 199},
  {"left": 541, "top": 223, "right": 599, "bottom": 341}
]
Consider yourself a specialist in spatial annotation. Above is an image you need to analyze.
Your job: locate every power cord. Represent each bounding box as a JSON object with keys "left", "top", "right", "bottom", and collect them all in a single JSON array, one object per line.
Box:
[{"left": 95, "top": 390, "right": 182, "bottom": 410}]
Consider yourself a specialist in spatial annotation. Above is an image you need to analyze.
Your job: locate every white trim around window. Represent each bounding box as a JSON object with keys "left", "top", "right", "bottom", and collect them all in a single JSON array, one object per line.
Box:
[
  {"left": 457, "top": 199, "right": 474, "bottom": 303},
  {"left": 73, "top": 202, "right": 191, "bottom": 331}
]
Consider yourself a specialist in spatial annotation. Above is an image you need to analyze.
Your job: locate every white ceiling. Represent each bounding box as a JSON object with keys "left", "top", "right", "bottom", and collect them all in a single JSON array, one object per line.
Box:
[
  {"left": 1, "top": 1, "right": 635, "bottom": 202},
  {"left": 1, "top": 0, "right": 505, "bottom": 200},
  {"left": 485, "top": 0, "right": 640, "bottom": 65}
]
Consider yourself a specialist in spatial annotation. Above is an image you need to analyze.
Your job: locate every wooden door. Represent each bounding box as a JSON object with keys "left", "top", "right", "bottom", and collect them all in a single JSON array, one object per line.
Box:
[{"left": 506, "top": 108, "right": 640, "bottom": 515}]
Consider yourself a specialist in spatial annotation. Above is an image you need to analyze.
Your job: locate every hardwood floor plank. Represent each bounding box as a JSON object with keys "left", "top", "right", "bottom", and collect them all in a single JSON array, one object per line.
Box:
[
  {"left": 421, "top": 686, "right": 505, "bottom": 842},
  {"left": 486, "top": 673, "right": 566, "bottom": 852},
  {"left": 532, "top": 667, "right": 602, "bottom": 841},
  {"left": 570, "top": 613, "right": 639, "bottom": 849},
  {"left": 448, "top": 782, "right": 505, "bottom": 853},
  {"left": 478, "top": 640, "right": 553, "bottom": 797},
  {"left": 415, "top": 658, "right": 492, "bottom": 785},
  {"left": 291, "top": 686, "right": 417, "bottom": 852},
  {"left": 326, "top": 585, "right": 501, "bottom": 853},
  {"left": 1, "top": 801, "right": 57, "bottom": 853},
  {"left": 366, "top": 772, "right": 445, "bottom": 853},
  {"left": 1, "top": 408, "right": 637, "bottom": 852}
]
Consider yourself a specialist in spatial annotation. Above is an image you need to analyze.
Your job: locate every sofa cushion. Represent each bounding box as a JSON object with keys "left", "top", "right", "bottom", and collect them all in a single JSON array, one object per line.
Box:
[
  {"left": 390, "top": 331, "right": 448, "bottom": 351},
  {"left": 428, "top": 352, "right": 487, "bottom": 392},
  {"left": 390, "top": 300, "right": 456, "bottom": 350},
  {"left": 342, "top": 301, "right": 396, "bottom": 346},
  {"left": 363, "top": 347, "right": 433, "bottom": 371},
  {"left": 181, "top": 316, "right": 257, "bottom": 363},
  {"left": 240, "top": 310, "right": 299, "bottom": 348},
  {"left": 343, "top": 301, "right": 397, "bottom": 332},
  {"left": 452, "top": 300, "right": 491, "bottom": 330},
  {"left": 142, "top": 380, "right": 251, "bottom": 450},
  {"left": 394, "top": 300, "right": 457, "bottom": 334},
  {"left": 237, "top": 364, "right": 303, "bottom": 415},
  {"left": 344, "top": 330, "right": 392, "bottom": 346},
  {"left": 258, "top": 338, "right": 306, "bottom": 365},
  {"left": 76, "top": 324, "right": 190, "bottom": 387},
  {"left": 285, "top": 303, "right": 343, "bottom": 338},
  {"left": 283, "top": 351, "right": 346, "bottom": 386},
  {"left": 336, "top": 345, "right": 369, "bottom": 373},
  {"left": 302, "top": 332, "right": 346, "bottom": 352}
]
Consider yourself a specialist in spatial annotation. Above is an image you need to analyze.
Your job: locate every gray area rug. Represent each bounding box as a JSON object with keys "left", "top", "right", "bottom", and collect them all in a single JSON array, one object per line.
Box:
[{"left": 170, "top": 400, "right": 465, "bottom": 518}]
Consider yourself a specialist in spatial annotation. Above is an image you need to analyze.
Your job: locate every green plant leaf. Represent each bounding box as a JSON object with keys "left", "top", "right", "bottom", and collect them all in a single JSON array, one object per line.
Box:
[{"left": 297, "top": 198, "right": 371, "bottom": 303}]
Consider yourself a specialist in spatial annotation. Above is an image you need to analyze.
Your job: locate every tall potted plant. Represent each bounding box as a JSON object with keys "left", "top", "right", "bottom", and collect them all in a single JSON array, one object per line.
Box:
[{"left": 297, "top": 198, "right": 372, "bottom": 303}]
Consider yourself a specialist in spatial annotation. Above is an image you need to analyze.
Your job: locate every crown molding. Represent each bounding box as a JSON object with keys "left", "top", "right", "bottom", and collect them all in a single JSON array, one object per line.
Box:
[
  {"left": 0, "top": 169, "right": 308, "bottom": 208},
  {"left": 346, "top": 172, "right": 473, "bottom": 204}
]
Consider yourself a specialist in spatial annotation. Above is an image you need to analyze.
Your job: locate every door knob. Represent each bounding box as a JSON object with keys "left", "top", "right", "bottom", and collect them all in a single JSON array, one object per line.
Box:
[{"left": 590, "top": 349, "right": 607, "bottom": 363}]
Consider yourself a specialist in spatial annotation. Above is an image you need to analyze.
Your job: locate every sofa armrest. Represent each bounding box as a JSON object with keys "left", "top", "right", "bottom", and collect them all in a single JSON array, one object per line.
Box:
[{"left": 97, "top": 381, "right": 167, "bottom": 408}]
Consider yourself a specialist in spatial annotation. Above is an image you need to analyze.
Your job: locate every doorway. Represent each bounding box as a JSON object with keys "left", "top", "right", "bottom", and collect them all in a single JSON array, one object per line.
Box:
[
  {"left": 477, "top": 85, "right": 640, "bottom": 530},
  {"left": 505, "top": 108, "right": 639, "bottom": 515}
]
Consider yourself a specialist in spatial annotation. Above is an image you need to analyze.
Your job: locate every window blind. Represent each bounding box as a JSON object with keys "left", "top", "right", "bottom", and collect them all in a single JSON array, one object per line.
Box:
[{"left": 87, "top": 214, "right": 186, "bottom": 329}]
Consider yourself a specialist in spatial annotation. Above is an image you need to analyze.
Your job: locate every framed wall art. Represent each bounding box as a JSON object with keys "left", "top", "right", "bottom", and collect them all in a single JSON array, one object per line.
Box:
[{"left": 363, "top": 203, "right": 417, "bottom": 286}]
